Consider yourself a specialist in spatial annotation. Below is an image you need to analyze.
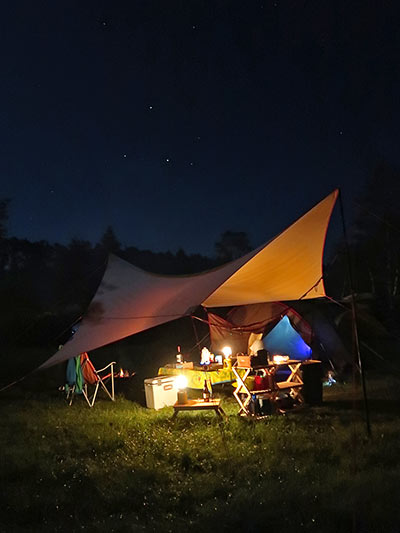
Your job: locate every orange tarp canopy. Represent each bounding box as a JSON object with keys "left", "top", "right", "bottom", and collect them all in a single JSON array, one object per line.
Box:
[
  {"left": 204, "top": 189, "right": 336, "bottom": 306},
  {"left": 40, "top": 190, "right": 338, "bottom": 369}
]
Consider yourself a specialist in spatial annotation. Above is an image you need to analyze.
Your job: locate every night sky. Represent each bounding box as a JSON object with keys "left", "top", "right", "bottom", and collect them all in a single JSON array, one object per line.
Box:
[{"left": 2, "top": 1, "right": 399, "bottom": 256}]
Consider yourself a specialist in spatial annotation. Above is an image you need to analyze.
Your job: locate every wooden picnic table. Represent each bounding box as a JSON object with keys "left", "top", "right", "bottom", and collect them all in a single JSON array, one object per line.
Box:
[{"left": 172, "top": 398, "right": 227, "bottom": 420}]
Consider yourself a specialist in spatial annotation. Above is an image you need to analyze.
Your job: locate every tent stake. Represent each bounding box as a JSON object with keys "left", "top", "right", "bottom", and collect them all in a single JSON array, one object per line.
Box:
[{"left": 339, "top": 189, "right": 371, "bottom": 437}]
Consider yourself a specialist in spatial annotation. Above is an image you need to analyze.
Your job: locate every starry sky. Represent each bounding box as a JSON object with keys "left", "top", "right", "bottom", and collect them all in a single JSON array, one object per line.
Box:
[{"left": 1, "top": 1, "right": 399, "bottom": 256}]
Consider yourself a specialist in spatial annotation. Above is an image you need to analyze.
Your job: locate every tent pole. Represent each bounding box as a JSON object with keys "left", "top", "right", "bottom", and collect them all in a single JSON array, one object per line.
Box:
[
  {"left": 338, "top": 189, "right": 371, "bottom": 437},
  {"left": 191, "top": 315, "right": 201, "bottom": 357}
]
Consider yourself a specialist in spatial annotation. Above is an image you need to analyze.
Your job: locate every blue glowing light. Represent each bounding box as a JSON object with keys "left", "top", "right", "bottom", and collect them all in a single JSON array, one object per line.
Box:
[{"left": 263, "top": 315, "right": 312, "bottom": 360}]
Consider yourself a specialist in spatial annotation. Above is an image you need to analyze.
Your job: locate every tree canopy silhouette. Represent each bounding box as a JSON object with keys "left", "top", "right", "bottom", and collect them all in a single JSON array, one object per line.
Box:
[
  {"left": 0, "top": 198, "right": 10, "bottom": 239},
  {"left": 215, "top": 230, "right": 252, "bottom": 263},
  {"left": 100, "top": 225, "right": 121, "bottom": 254}
]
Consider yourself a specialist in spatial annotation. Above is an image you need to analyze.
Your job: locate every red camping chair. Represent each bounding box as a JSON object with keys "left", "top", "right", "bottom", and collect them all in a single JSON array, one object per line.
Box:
[
  {"left": 80, "top": 353, "right": 116, "bottom": 407},
  {"left": 64, "top": 353, "right": 116, "bottom": 407}
]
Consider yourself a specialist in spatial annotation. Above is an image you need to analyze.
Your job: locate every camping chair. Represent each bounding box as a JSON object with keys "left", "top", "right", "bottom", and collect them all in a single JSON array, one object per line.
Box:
[{"left": 64, "top": 353, "right": 116, "bottom": 407}]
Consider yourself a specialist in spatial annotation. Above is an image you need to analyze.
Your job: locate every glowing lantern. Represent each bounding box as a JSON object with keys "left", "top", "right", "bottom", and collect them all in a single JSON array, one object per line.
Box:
[
  {"left": 222, "top": 346, "right": 232, "bottom": 369},
  {"left": 222, "top": 346, "right": 232, "bottom": 358},
  {"left": 272, "top": 355, "right": 290, "bottom": 364},
  {"left": 200, "top": 347, "right": 211, "bottom": 365},
  {"left": 176, "top": 374, "right": 188, "bottom": 404},
  {"left": 175, "top": 374, "right": 188, "bottom": 390}
]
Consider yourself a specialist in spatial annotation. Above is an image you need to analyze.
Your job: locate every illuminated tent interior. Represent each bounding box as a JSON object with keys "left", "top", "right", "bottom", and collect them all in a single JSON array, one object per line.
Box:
[
  {"left": 40, "top": 190, "right": 339, "bottom": 370},
  {"left": 263, "top": 315, "right": 312, "bottom": 360},
  {"left": 207, "top": 300, "right": 351, "bottom": 369},
  {"left": 207, "top": 302, "right": 311, "bottom": 355}
]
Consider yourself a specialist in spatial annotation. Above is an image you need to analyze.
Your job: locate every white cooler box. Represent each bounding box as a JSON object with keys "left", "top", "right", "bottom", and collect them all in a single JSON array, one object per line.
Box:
[{"left": 144, "top": 375, "right": 178, "bottom": 410}]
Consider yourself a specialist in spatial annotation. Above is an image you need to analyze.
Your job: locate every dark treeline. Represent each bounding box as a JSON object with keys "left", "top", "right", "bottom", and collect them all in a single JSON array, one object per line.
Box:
[
  {"left": 2, "top": 162, "right": 400, "bottom": 351},
  {"left": 0, "top": 215, "right": 252, "bottom": 349},
  {"left": 324, "top": 162, "right": 400, "bottom": 338}
]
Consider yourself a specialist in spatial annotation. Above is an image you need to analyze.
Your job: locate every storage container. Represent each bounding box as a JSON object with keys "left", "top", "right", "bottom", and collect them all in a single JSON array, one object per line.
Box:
[
  {"left": 144, "top": 375, "right": 178, "bottom": 409},
  {"left": 236, "top": 354, "right": 252, "bottom": 368}
]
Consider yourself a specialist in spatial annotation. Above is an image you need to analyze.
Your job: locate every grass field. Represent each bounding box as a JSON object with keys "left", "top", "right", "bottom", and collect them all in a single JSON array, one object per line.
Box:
[{"left": 1, "top": 375, "right": 400, "bottom": 533}]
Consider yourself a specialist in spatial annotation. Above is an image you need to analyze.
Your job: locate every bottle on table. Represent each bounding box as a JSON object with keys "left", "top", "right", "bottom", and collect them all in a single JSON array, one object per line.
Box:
[
  {"left": 202, "top": 379, "right": 210, "bottom": 402},
  {"left": 176, "top": 345, "right": 183, "bottom": 364}
]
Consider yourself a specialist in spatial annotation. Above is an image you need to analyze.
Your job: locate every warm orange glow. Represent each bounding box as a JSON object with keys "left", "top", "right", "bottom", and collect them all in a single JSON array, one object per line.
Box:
[
  {"left": 119, "top": 368, "right": 124, "bottom": 378},
  {"left": 273, "top": 355, "right": 290, "bottom": 364},
  {"left": 176, "top": 374, "right": 188, "bottom": 390},
  {"left": 222, "top": 346, "right": 232, "bottom": 358},
  {"left": 203, "top": 190, "right": 338, "bottom": 307}
]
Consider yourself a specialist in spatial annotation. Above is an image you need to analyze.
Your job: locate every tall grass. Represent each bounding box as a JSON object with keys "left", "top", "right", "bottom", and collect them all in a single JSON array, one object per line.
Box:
[{"left": 1, "top": 377, "right": 400, "bottom": 532}]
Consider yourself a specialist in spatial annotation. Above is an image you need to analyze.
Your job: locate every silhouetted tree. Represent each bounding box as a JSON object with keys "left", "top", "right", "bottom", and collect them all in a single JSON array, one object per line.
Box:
[
  {"left": 50, "top": 239, "right": 100, "bottom": 312},
  {"left": 326, "top": 162, "right": 400, "bottom": 332},
  {"left": 351, "top": 163, "right": 400, "bottom": 300},
  {"left": 0, "top": 198, "right": 10, "bottom": 272},
  {"left": 215, "top": 231, "right": 252, "bottom": 263},
  {"left": 0, "top": 198, "right": 10, "bottom": 239},
  {"left": 99, "top": 225, "right": 121, "bottom": 254}
]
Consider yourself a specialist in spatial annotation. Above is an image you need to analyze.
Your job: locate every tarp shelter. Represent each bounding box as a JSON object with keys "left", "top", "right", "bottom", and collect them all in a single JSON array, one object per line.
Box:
[{"left": 40, "top": 190, "right": 339, "bottom": 370}]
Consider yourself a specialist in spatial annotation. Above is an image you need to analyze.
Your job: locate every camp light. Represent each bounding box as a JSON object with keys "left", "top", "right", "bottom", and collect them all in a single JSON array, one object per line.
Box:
[
  {"left": 222, "top": 346, "right": 232, "bottom": 369},
  {"left": 176, "top": 374, "right": 188, "bottom": 404},
  {"left": 273, "top": 354, "right": 290, "bottom": 365},
  {"left": 175, "top": 375, "right": 188, "bottom": 390},
  {"left": 200, "top": 346, "right": 211, "bottom": 365},
  {"left": 222, "top": 346, "right": 232, "bottom": 358}
]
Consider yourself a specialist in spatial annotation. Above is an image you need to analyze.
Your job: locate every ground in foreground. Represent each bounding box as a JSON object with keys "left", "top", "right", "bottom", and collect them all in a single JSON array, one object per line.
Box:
[{"left": 1, "top": 377, "right": 400, "bottom": 532}]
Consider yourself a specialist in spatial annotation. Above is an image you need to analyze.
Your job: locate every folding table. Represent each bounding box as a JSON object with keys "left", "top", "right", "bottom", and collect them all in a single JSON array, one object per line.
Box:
[{"left": 232, "top": 360, "right": 304, "bottom": 417}]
